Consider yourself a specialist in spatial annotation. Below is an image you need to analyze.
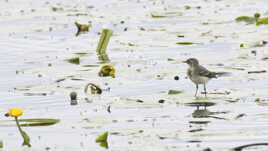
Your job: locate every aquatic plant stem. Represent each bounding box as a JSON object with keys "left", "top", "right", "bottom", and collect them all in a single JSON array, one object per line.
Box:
[{"left": 15, "top": 117, "right": 31, "bottom": 147}]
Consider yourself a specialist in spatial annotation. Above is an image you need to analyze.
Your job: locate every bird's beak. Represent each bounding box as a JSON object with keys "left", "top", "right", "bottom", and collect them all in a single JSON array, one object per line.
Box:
[{"left": 182, "top": 60, "right": 187, "bottom": 63}]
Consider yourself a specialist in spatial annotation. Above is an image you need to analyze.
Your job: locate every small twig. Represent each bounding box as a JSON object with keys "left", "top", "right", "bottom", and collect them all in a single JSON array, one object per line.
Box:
[{"left": 248, "top": 70, "right": 266, "bottom": 74}]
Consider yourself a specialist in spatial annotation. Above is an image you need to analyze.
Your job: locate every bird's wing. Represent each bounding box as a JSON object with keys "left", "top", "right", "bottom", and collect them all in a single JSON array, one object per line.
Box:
[
  {"left": 197, "top": 65, "right": 217, "bottom": 78},
  {"left": 187, "top": 69, "right": 192, "bottom": 77}
]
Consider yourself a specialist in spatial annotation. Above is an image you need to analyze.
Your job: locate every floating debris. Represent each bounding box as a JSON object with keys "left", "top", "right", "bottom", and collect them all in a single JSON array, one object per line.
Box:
[
  {"left": 189, "top": 121, "right": 210, "bottom": 125},
  {"left": 176, "top": 42, "right": 201, "bottom": 45},
  {"left": 96, "top": 29, "right": 113, "bottom": 62},
  {"left": 174, "top": 76, "right": 179, "bottom": 80},
  {"left": 107, "top": 105, "right": 111, "bottom": 113},
  {"left": 75, "top": 22, "right": 91, "bottom": 36},
  {"left": 188, "top": 128, "right": 203, "bottom": 133},
  {"left": 158, "top": 99, "right": 165, "bottom": 103},
  {"left": 73, "top": 52, "right": 88, "bottom": 56},
  {"left": 24, "top": 93, "right": 47, "bottom": 96},
  {"left": 55, "top": 78, "right": 66, "bottom": 83},
  {"left": 248, "top": 70, "right": 266, "bottom": 74},
  {"left": 168, "top": 90, "right": 183, "bottom": 95},
  {"left": 84, "top": 83, "right": 102, "bottom": 94},
  {"left": 151, "top": 12, "right": 183, "bottom": 18},
  {"left": 235, "top": 113, "right": 246, "bottom": 120},
  {"left": 136, "top": 99, "right": 144, "bottom": 103},
  {"left": 98, "top": 65, "right": 115, "bottom": 78},
  {"left": 66, "top": 57, "right": 80, "bottom": 65}
]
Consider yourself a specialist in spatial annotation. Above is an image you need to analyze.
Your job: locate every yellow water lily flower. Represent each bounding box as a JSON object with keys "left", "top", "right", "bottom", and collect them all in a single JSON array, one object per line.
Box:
[{"left": 8, "top": 108, "right": 23, "bottom": 117}]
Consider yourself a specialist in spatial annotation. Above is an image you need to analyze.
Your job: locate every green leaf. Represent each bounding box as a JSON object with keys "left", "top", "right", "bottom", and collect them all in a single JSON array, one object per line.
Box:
[
  {"left": 0, "top": 140, "right": 3, "bottom": 148},
  {"left": 151, "top": 13, "right": 166, "bottom": 18},
  {"left": 176, "top": 42, "right": 196, "bottom": 45},
  {"left": 257, "top": 17, "right": 268, "bottom": 25},
  {"left": 18, "top": 118, "right": 60, "bottom": 127},
  {"left": 66, "top": 57, "right": 80, "bottom": 65},
  {"left": 96, "top": 132, "right": 108, "bottom": 142},
  {"left": 235, "top": 16, "right": 256, "bottom": 24}
]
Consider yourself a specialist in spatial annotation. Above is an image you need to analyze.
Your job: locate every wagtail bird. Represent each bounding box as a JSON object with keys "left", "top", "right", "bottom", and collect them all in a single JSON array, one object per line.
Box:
[{"left": 183, "top": 58, "right": 230, "bottom": 97}]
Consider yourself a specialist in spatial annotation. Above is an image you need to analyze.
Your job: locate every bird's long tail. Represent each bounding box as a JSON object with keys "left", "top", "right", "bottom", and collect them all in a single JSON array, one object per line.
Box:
[{"left": 215, "top": 72, "right": 231, "bottom": 77}]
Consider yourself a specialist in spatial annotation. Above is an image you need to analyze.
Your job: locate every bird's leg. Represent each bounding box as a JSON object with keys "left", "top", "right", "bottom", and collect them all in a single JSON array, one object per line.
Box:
[
  {"left": 203, "top": 84, "right": 207, "bottom": 97},
  {"left": 195, "top": 84, "right": 199, "bottom": 97}
]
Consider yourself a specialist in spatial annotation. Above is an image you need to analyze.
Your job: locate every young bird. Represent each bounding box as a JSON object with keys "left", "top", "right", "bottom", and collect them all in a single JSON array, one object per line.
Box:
[{"left": 183, "top": 58, "right": 229, "bottom": 97}]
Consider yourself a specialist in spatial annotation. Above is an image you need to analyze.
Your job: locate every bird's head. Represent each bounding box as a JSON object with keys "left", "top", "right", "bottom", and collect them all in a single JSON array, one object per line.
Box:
[{"left": 183, "top": 58, "right": 199, "bottom": 67}]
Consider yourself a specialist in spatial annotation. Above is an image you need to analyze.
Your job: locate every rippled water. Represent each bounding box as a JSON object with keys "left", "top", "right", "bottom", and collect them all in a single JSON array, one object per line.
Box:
[{"left": 1, "top": 0, "right": 268, "bottom": 150}]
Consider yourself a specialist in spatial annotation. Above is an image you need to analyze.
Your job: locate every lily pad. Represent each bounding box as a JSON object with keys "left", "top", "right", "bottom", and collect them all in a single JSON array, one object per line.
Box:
[{"left": 18, "top": 118, "right": 60, "bottom": 127}]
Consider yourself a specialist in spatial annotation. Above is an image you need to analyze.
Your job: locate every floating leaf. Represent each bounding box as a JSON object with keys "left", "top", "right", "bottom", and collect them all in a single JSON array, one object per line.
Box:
[
  {"left": 168, "top": 90, "right": 183, "bottom": 95},
  {"left": 151, "top": 13, "right": 166, "bottom": 18},
  {"left": 176, "top": 42, "right": 197, "bottom": 45},
  {"left": 96, "top": 29, "right": 113, "bottom": 62},
  {"left": 96, "top": 132, "right": 108, "bottom": 142},
  {"left": 66, "top": 57, "right": 80, "bottom": 65},
  {"left": 73, "top": 52, "right": 88, "bottom": 56},
  {"left": 98, "top": 65, "right": 115, "bottom": 78},
  {"left": 151, "top": 12, "right": 182, "bottom": 18},
  {"left": 256, "top": 17, "right": 268, "bottom": 25},
  {"left": 18, "top": 118, "right": 60, "bottom": 127},
  {"left": 235, "top": 16, "right": 256, "bottom": 24}
]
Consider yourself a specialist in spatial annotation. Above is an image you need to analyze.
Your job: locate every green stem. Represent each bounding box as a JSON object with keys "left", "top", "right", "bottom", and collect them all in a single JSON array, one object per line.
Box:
[{"left": 15, "top": 117, "right": 31, "bottom": 147}]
